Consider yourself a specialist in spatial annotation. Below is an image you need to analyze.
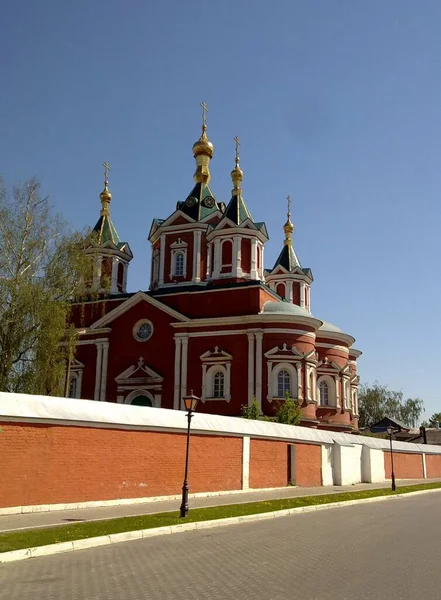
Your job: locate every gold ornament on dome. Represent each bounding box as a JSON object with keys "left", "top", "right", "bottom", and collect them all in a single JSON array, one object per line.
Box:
[{"left": 204, "top": 196, "right": 215, "bottom": 208}]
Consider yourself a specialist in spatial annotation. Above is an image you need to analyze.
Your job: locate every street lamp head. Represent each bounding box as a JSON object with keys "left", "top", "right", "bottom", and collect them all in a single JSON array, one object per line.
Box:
[
  {"left": 183, "top": 391, "right": 200, "bottom": 413},
  {"left": 386, "top": 425, "right": 394, "bottom": 436}
]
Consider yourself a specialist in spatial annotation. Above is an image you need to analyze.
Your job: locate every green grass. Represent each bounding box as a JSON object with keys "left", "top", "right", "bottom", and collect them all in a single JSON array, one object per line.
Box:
[{"left": 1, "top": 482, "right": 441, "bottom": 554}]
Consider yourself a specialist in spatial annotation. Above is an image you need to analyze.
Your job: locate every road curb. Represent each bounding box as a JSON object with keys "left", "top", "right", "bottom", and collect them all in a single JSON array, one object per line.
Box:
[{"left": 1, "top": 487, "right": 441, "bottom": 564}]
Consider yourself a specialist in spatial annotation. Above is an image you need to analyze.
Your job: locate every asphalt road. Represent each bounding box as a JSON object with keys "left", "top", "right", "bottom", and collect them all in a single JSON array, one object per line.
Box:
[{"left": 1, "top": 492, "right": 441, "bottom": 600}]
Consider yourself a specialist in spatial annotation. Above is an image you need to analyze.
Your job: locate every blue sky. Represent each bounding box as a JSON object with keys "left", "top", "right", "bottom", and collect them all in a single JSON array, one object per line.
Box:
[{"left": 1, "top": 0, "right": 441, "bottom": 418}]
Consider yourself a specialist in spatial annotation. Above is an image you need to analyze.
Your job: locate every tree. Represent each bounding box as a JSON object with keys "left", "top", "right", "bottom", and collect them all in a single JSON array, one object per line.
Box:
[
  {"left": 358, "top": 382, "right": 424, "bottom": 428},
  {"left": 241, "top": 398, "right": 261, "bottom": 420},
  {"left": 0, "top": 177, "right": 90, "bottom": 395},
  {"left": 274, "top": 392, "right": 302, "bottom": 426},
  {"left": 421, "top": 413, "right": 441, "bottom": 428}
]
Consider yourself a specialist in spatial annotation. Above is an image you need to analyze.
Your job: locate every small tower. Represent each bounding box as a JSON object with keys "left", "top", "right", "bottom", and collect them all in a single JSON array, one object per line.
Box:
[
  {"left": 88, "top": 163, "right": 133, "bottom": 294},
  {"left": 265, "top": 196, "right": 313, "bottom": 310},
  {"left": 206, "top": 137, "right": 268, "bottom": 282}
]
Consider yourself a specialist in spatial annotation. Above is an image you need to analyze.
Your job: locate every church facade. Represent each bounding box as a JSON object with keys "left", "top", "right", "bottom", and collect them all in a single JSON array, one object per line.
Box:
[{"left": 69, "top": 109, "right": 361, "bottom": 432}]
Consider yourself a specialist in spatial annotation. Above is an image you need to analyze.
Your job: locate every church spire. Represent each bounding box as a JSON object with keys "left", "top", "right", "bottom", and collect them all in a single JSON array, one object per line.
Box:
[
  {"left": 283, "top": 195, "right": 294, "bottom": 246},
  {"left": 224, "top": 136, "right": 253, "bottom": 224},
  {"left": 231, "top": 135, "right": 244, "bottom": 194},
  {"left": 100, "top": 162, "right": 112, "bottom": 217},
  {"left": 192, "top": 102, "right": 214, "bottom": 184}
]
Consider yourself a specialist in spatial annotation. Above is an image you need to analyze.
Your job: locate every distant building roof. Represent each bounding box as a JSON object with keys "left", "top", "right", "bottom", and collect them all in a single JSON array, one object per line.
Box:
[{"left": 370, "top": 416, "right": 410, "bottom": 433}]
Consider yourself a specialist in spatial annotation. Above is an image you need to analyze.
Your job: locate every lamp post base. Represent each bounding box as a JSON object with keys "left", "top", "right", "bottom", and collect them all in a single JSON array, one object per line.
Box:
[
  {"left": 180, "top": 481, "right": 189, "bottom": 518},
  {"left": 391, "top": 473, "right": 396, "bottom": 492}
]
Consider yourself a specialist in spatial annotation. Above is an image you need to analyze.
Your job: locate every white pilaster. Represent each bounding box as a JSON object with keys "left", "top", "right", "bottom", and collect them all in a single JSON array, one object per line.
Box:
[
  {"left": 213, "top": 238, "right": 221, "bottom": 279},
  {"left": 206, "top": 242, "right": 212, "bottom": 279},
  {"left": 76, "top": 369, "right": 83, "bottom": 399},
  {"left": 260, "top": 244, "right": 265, "bottom": 279},
  {"left": 336, "top": 376, "right": 341, "bottom": 408},
  {"left": 422, "top": 453, "right": 427, "bottom": 479},
  {"left": 99, "top": 341, "right": 109, "bottom": 402},
  {"left": 300, "top": 282, "right": 306, "bottom": 308},
  {"left": 173, "top": 337, "right": 182, "bottom": 410},
  {"left": 201, "top": 364, "right": 208, "bottom": 400},
  {"left": 180, "top": 336, "right": 189, "bottom": 409},
  {"left": 94, "top": 342, "right": 103, "bottom": 401},
  {"left": 233, "top": 235, "right": 242, "bottom": 278},
  {"left": 287, "top": 280, "right": 293, "bottom": 303},
  {"left": 159, "top": 234, "right": 166, "bottom": 285},
  {"left": 247, "top": 333, "right": 255, "bottom": 405},
  {"left": 122, "top": 262, "right": 128, "bottom": 292},
  {"left": 266, "top": 360, "right": 272, "bottom": 400},
  {"left": 296, "top": 363, "right": 303, "bottom": 400},
  {"left": 250, "top": 238, "right": 258, "bottom": 279},
  {"left": 242, "top": 436, "right": 250, "bottom": 490},
  {"left": 255, "top": 332, "right": 263, "bottom": 412},
  {"left": 225, "top": 362, "right": 231, "bottom": 402},
  {"left": 110, "top": 259, "right": 118, "bottom": 293},
  {"left": 192, "top": 230, "right": 202, "bottom": 282}
]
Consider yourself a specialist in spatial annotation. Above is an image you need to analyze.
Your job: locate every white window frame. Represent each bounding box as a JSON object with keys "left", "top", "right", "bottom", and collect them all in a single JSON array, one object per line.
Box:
[
  {"left": 123, "top": 389, "right": 156, "bottom": 407},
  {"left": 316, "top": 375, "right": 337, "bottom": 407},
  {"left": 270, "top": 362, "right": 298, "bottom": 400},
  {"left": 170, "top": 238, "right": 188, "bottom": 279},
  {"left": 319, "top": 380, "right": 329, "bottom": 406},
  {"left": 67, "top": 361, "right": 84, "bottom": 399},
  {"left": 200, "top": 348, "right": 232, "bottom": 402}
]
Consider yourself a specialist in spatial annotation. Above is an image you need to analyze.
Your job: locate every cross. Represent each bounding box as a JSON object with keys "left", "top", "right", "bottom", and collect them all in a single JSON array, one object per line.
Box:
[
  {"left": 201, "top": 102, "right": 208, "bottom": 128},
  {"left": 102, "top": 162, "right": 111, "bottom": 183},
  {"left": 286, "top": 194, "right": 291, "bottom": 217},
  {"left": 234, "top": 136, "right": 240, "bottom": 165}
]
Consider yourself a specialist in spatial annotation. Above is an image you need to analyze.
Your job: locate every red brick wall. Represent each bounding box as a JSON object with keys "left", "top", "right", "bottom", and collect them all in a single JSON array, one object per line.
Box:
[
  {"left": 384, "top": 452, "right": 423, "bottom": 480},
  {"left": 295, "top": 443, "right": 322, "bottom": 487},
  {"left": 249, "top": 439, "right": 288, "bottom": 488},
  {"left": 0, "top": 422, "right": 242, "bottom": 509},
  {"left": 426, "top": 454, "right": 441, "bottom": 478}
]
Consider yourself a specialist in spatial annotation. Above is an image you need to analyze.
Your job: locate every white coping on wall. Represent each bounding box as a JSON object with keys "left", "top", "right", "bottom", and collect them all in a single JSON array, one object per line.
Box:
[{"left": 1, "top": 392, "right": 441, "bottom": 456}]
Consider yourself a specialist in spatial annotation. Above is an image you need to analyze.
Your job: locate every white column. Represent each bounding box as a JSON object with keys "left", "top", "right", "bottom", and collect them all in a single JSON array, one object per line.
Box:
[
  {"left": 422, "top": 453, "right": 427, "bottom": 479},
  {"left": 201, "top": 364, "right": 208, "bottom": 400},
  {"left": 266, "top": 361, "right": 272, "bottom": 400},
  {"left": 206, "top": 242, "right": 212, "bottom": 279},
  {"left": 296, "top": 363, "right": 303, "bottom": 400},
  {"left": 173, "top": 337, "right": 182, "bottom": 410},
  {"left": 242, "top": 436, "right": 250, "bottom": 490},
  {"left": 100, "top": 341, "right": 109, "bottom": 401},
  {"left": 305, "top": 363, "right": 310, "bottom": 401},
  {"left": 287, "top": 280, "right": 293, "bottom": 303},
  {"left": 225, "top": 362, "right": 231, "bottom": 401},
  {"left": 213, "top": 238, "right": 221, "bottom": 278},
  {"left": 300, "top": 282, "right": 306, "bottom": 308},
  {"left": 110, "top": 259, "right": 118, "bottom": 293},
  {"left": 342, "top": 376, "right": 349, "bottom": 409},
  {"left": 123, "top": 262, "right": 128, "bottom": 292},
  {"left": 255, "top": 332, "right": 263, "bottom": 412},
  {"left": 77, "top": 370, "right": 83, "bottom": 399},
  {"left": 233, "top": 235, "right": 242, "bottom": 278},
  {"left": 159, "top": 234, "right": 166, "bottom": 285},
  {"left": 180, "top": 336, "right": 189, "bottom": 409},
  {"left": 192, "top": 230, "right": 202, "bottom": 282},
  {"left": 250, "top": 239, "right": 258, "bottom": 279},
  {"left": 260, "top": 244, "right": 265, "bottom": 279},
  {"left": 94, "top": 342, "right": 103, "bottom": 401},
  {"left": 247, "top": 332, "right": 255, "bottom": 405},
  {"left": 336, "top": 376, "right": 341, "bottom": 408}
]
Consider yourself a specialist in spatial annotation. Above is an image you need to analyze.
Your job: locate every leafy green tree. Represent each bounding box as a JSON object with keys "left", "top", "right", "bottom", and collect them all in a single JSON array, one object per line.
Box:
[
  {"left": 358, "top": 382, "right": 424, "bottom": 428},
  {"left": 0, "top": 177, "right": 90, "bottom": 395},
  {"left": 241, "top": 397, "right": 261, "bottom": 420},
  {"left": 421, "top": 413, "right": 441, "bottom": 427},
  {"left": 274, "top": 392, "right": 302, "bottom": 426}
]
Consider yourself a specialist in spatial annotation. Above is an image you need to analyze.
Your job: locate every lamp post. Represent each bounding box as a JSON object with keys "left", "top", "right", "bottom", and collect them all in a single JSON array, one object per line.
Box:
[
  {"left": 180, "top": 391, "right": 200, "bottom": 518},
  {"left": 386, "top": 425, "right": 397, "bottom": 492}
]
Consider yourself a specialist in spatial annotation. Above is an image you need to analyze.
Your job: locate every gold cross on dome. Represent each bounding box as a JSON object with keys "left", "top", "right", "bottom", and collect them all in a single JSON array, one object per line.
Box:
[
  {"left": 200, "top": 102, "right": 208, "bottom": 128},
  {"left": 102, "top": 162, "right": 111, "bottom": 183},
  {"left": 286, "top": 194, "right": 291, "bottom": 217},
  {"left": 234, "top": 136, "right": 240, "bottom": 165}
]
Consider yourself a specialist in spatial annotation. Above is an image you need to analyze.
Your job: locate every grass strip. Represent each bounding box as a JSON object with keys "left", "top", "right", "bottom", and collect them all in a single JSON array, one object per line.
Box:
[{"left": 1, "top": 481, "right": 441, "bottom": 554}]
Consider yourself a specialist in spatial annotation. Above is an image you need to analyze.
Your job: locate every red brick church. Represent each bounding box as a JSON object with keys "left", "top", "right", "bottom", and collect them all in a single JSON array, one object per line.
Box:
[{"left": 69, "top": 107, "right": 361, "bottom": 432}]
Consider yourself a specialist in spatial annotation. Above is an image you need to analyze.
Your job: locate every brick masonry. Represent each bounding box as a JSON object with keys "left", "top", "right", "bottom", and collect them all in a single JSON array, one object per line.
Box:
[
  {"left": 425, "top": 454, "right": 441, "bottom": 478},
  {"left": 384, "top": 451, "right": 424, "bottom": 480}
]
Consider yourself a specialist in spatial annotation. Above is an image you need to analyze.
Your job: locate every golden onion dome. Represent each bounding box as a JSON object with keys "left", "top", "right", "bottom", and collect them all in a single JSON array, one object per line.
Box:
[
  {"left": 283, "top": 217, "right": 294, "bottom": 235},
  {"left": 192, "top": 126, "right": 214, "bottom": 158},
  {"left": 100, "top": 184, "right": 112, "bottom": 203}
]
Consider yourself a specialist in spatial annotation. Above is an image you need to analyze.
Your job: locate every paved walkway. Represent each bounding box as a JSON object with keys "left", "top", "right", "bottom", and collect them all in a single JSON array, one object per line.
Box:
[
  {"left": 1, "top": 478, "right": 440, "bottom": 533},
  {"left": 2, "top": 491, "right": 441, "bottom": 599}
]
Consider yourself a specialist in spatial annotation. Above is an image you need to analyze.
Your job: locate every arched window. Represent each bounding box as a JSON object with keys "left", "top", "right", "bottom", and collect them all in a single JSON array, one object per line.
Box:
[
  {"left": 68, "top": 375, "right": 77, "bottom": 399},
  {"left": 117, "top": 262, "right": 124, "bottom": 292},
  {"left": 213, "top": 371, "right": 225, "bottom": 398},
  {"left": 277, "top": 370, "right": 290, "bottom": 398},
  {"left": 221, "top": 240, "right": 233, "bottom": 273},
  {"left": 319, "top": 381, "right": 329, "bottom": 406},
  {"left": 174, "top": 252, "right": 185, "bottom": 276},
  {"left": 276, "top": 283, "right": 285, "bottom": 299},
  {"left": 130, "top": 395, "right": 153, "bottom": 407}
]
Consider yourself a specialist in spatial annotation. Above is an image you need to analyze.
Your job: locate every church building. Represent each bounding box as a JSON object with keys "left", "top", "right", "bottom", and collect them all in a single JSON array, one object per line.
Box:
[{"left": 69, "top": 106, "right": 361, "bottom": 432}]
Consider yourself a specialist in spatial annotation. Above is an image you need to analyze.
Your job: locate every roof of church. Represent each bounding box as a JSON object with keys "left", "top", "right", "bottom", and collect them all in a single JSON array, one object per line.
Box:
[
  {"left": 272, "top": 243, "right": 301, "bottom": 271},
  {"left": 224, "top": 191, "right": 253, "bottom": 225},
  {"left": 176, "top": 182, "right": 221, "bottom": 221}
]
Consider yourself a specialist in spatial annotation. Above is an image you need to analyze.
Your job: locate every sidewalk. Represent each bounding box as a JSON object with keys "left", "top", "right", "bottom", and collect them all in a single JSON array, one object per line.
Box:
[{"left": 2, "top": 478, "right": 440, "bottom": 534}]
